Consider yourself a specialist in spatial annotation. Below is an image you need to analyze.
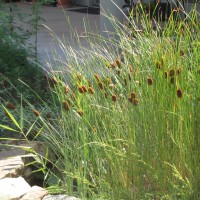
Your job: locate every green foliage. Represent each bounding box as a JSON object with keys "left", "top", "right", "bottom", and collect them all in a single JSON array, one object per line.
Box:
[{"left": 1, "top": 3, "right": 200, "bottom": 200}]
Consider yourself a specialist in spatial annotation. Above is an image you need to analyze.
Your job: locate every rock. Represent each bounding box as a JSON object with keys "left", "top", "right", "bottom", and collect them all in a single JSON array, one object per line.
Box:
[
  {"left": 0, "top": 156, "right": 24, "bottom": 179},
  {"left": 0, "top": 177, "right": 31, "bottom": 200},
  {"left": 20, "top": 186, "right": 48, "bottom": 200},
  {"left": 43, "top": 194, "right": 81, "bottom": 200}
]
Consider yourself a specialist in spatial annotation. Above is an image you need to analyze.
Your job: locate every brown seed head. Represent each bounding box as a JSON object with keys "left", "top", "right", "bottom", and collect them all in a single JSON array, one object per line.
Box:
[
  {"left": 51, "top": 77, "right": 57, "bottom": 85},
  {"left": 81, "top": 85, "right": 88, "bottom": 93},
  {"left": 33, "top": 110, "right": 40, "bottom": 117},
  {"left": 169, "top": 69, "right": 175, "bottom": 77},
  {"left": 129, "top": 65, "right": 133, "bottom": 73},
  {"left": 98, "top": 82, "right": 104, "bottom": 90},
  {"left": 180, "top": 49, "right": 184, "bottom": 56},
  {"left": 94, "top": 73, "right": 101, "bottom": 82},
  {"left": 164, "top": 71, "right": 168, "bottom": 79},
  {"left": 131, "top": 92, "right": 136, "bottom": 100},
  {"left": 106, "top": 77, "right": 111, "bottom": 85},
  {"left": 147, "top": 77, "right": 153, "bottom": 85},
  {"left": 177, "top": 68, "right": 181, "bottom": 76},
  {"left": 112, "top": 94, "right": 117, "bottom": 102},
  {"left": 6, "top": 102, "right": 16, "bottom": 110},
  {"left": 88, "top": 87, "right": 95, "bottom": 94},
  {"left": 177, "top": 88, "right": 183, "bottom": 98},
  {"left": 63, "top": 101, "right": 70, "bottom": 111},
  {"left": 156, "top": 61, "right": 161, "bottom": 70},
  {"left": 77, "top": 110, "right": 83, "bottom": 117},
  {"left": 116, "top": 58, "right": 121, "bottom": 68},
  {"left": 110, "top": 62, "right": 116, "bottom": 69},
  {"left": 78, "top": 86, "right": 84, "bottom": 93}
]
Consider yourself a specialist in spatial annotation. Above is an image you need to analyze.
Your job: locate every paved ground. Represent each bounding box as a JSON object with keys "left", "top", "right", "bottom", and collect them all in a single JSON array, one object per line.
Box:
[{"left": 15, "top": 2, "right": 100, "bottom": 69}]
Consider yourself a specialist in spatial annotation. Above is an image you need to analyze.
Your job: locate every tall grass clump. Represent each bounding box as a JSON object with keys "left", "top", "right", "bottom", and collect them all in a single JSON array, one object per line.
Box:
[{"left": 1, "top": 2, "right": 200, "bottom": 200}]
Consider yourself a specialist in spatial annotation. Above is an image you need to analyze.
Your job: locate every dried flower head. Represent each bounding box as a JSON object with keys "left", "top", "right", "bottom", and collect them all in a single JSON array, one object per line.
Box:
[
  {"left": 169, "top": 69, "right": 175, "bottom": 77},
  {"left": 131, "top": 92, "right": 136, "bottom": 100},
  {"left": 164, "top": 71, "right": 168, "bottom": 79},
  {"left": 77, "top": 110, "right": 83, "bottom": 117},
  {"left": 81, "top": 85, "right": 88, "bottom": 93},
  {"left": 129, "top": 65, "right": 133, "bottom": 74},
  {"left": 106, "top": 77, "right": 111, "bottom": 85},
  {"left": 78, "top": 86, "right": 84, "bottom": 93},
  {"left": 147, "top": 77, "right": 153, "bottom": 85},
  {"left": 51, "top": 77, "right": 57, "bottom": 85},
  {"left": 88, "top": 87, "right": 95, "bottom": 94},
  {"left": 177, "top": 88, "right": 183, "bottom": 98},
  {"left": 180, "top": 49, "right": 184, "bottom": 56},
  {"left": 33, "top": 110, "right": 40, "bottom": 117},
  {"left": 176, "top": 68, "right": 181, "bottom": 76},
  {"left": 112, "top": 94, "right": 117, "bottom": 102},
  {"left": 124, "top": 78, "right": 127, "bottom": 86},
  {"left": 116, "top": 58, "right": 121, "bottom": 68},
  {"left": 94, "top": 73, "right": 101, "bottom": 82},
  {"left": 6, "top": 102, "right": 16, "bottom": 110},
  {"left": 98, "top": 82, "right": 104, "bottom": 90},
  {"left": 63, "top": 101, "right": 70, "bottom": 111},
  {"left": 156, "top": 61, "right": 161, "bottom": 70}
]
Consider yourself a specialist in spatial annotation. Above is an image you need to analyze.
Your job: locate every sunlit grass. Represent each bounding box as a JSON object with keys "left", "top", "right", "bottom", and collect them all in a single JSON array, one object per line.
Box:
[{"left": 1, "top": 3, "right": 200, "bottom": 200}]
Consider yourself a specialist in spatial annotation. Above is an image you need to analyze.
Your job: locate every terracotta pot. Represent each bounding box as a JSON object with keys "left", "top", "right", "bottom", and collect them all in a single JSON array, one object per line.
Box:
[{"left": 56, "top": 0, "right": 71, "bottom": 7}]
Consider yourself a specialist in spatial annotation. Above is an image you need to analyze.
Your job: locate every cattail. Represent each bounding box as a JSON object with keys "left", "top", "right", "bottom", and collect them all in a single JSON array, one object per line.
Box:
[
  {"left": 87, "top": 80, "right": 92, "bottom": 87},
  {"left": 164, "top": 71, "right": 168, "bottom": 79},
  {"left": 147, "top": 77, "right": 153, "bottom": 85},
  {"left": 106, "top": 77, "right": 111, "bottom": 85},
  {"left": 110, "top": 62, "right": 116, "bottom": 69},
  {"left": 81, "top": 85, "right": 88, "bottom": 93},
  {"left": 177, "top": 88, "right": 183, "bottom": 98},
  {"left": 177, "top": 68, "right": 181, "bottom": 76},
  {"left": 112, "top": 94, "right": 117, "bottom": 102},
  {"left": 156, "top": 61, "right": 161, "bottom": 70},
  {"left": 78, "top": 86, "right": 84, "bottom": 93},
  {"left": 129, "top": 65, "right": 133, "bottom": 74},
  {"left": 131, "top": 92, "right": 136, "bottom": 100},
  {"left": 6, "top": 102, "right": 16, "bottom": 110},
  {"left": 117, "top": 70, "right": 121, "bottom": 76},
  {"left": 98, "top": 82, "right": 104, "bottom": 90},
  {"left": 94, "top": 73, "right": 101, "bottom": 82},
  {"left": 63, "top": 101, "right": 70, "bottom": 111},
  {"left": 161, "top": 56, "right": 164, "bottom": 67},
  {"left": 77, "top": 110, "right": 83, "bottom": 117},
  {"left": 133, "top": 99, "right": 139, "bottom": 106},
  {"left": 104, "top": 92, "right": 108, "bottom": 98},
  {"left": 169, "top": 69, "right": 175, "bottom": 77},
  {"left": 93, "top": 126, "right": 97, "bottom": 132},
  {"left": 88, "top": 87, "right": 95, "bottom": 94},
  {"left": 180, "top": 49, "right": 184, "bottom": 56},
  {"left": 33, "top": 110, "right": 40, "bottom": 117},
  {"left": 51, "top": 77, "right": 57, "bottom": 85},
  {"left": 116, "top": 58, "right": 121, "bottom": 68}
]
